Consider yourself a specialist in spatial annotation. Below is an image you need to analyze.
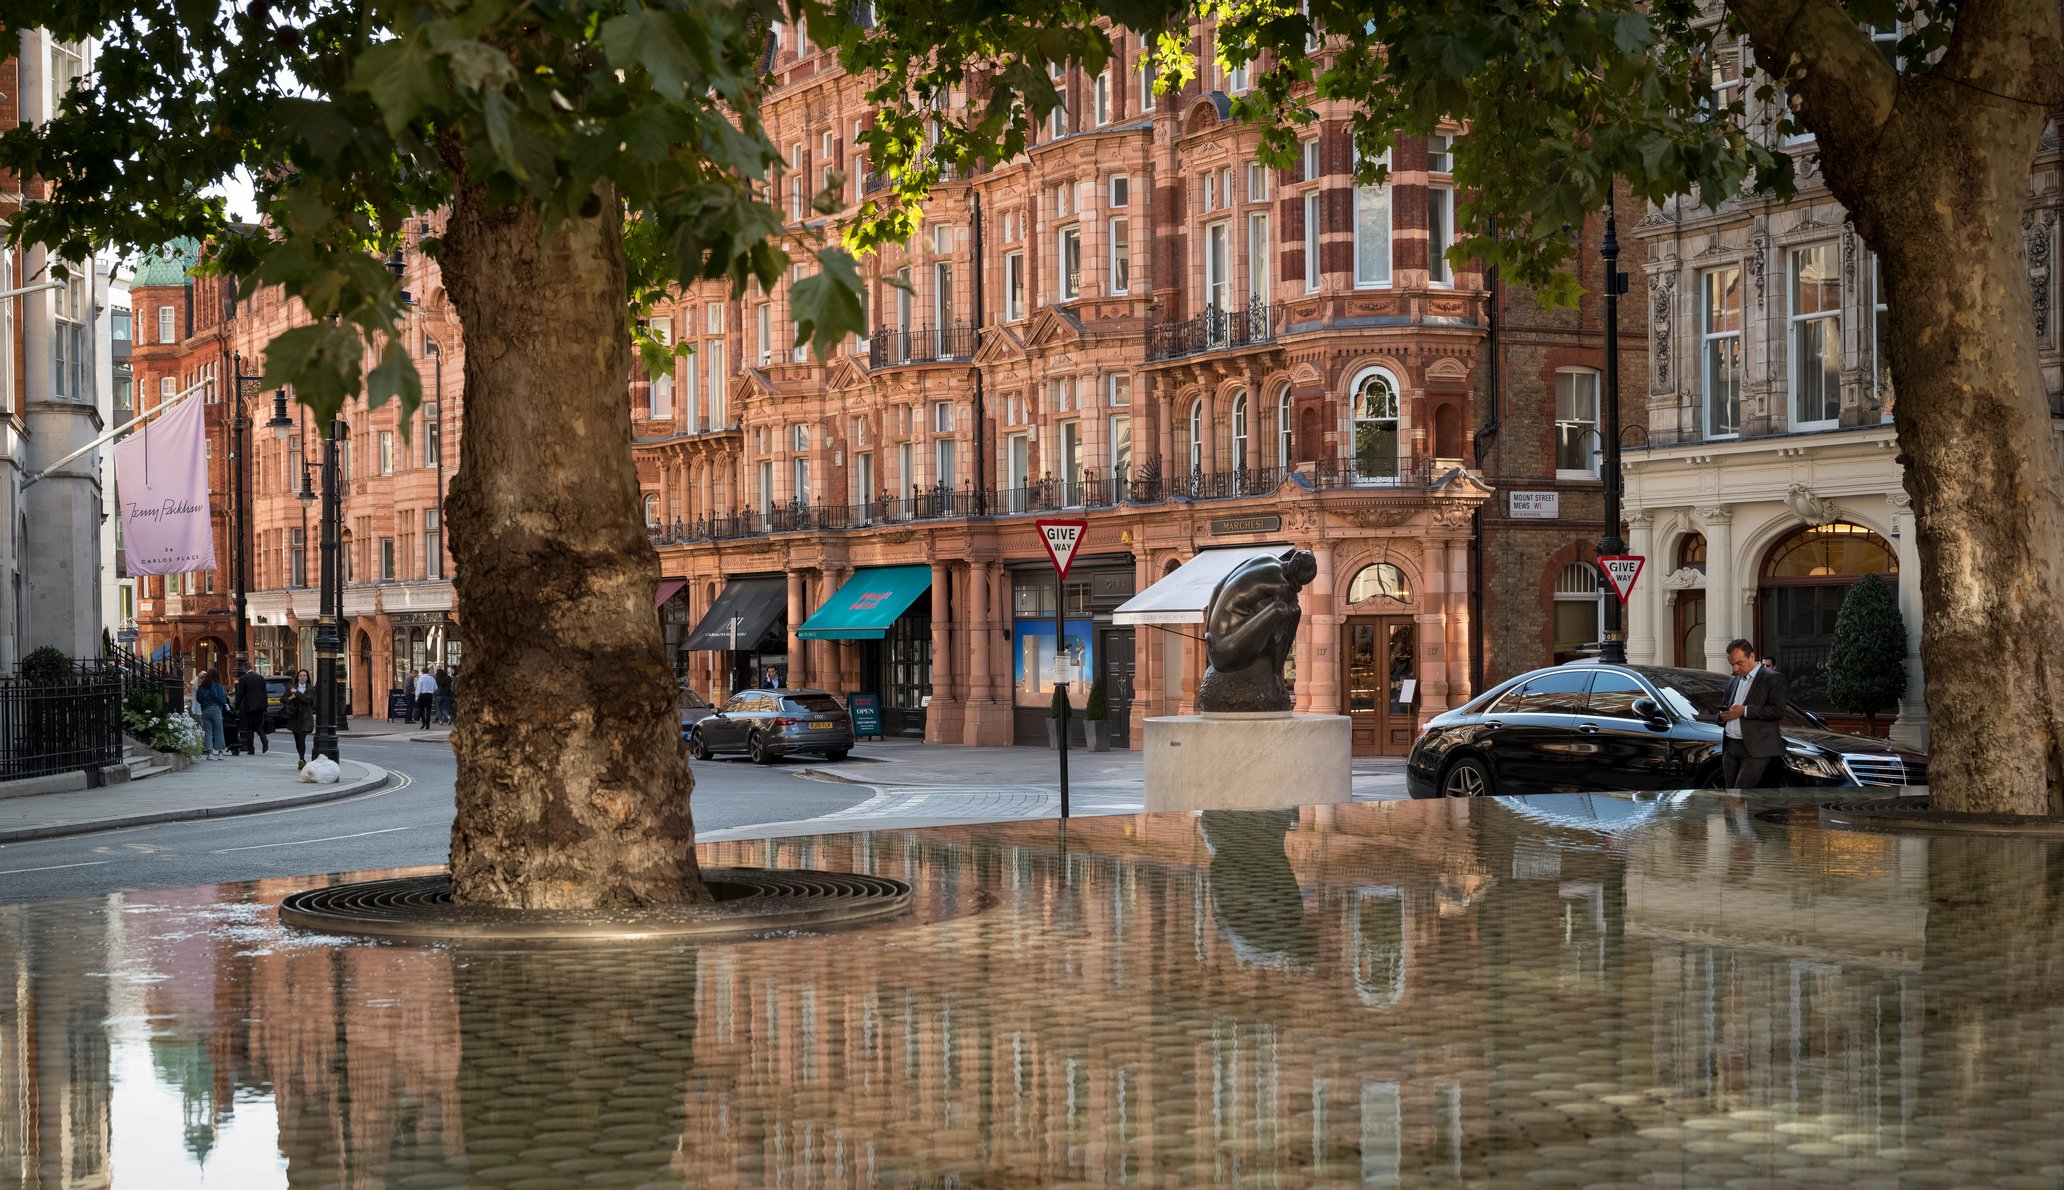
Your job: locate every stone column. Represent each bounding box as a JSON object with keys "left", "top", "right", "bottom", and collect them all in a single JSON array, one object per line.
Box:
[
  {"left": 1886, "top": 492, "right": 1930, "bottom": 749},
  {"left": 1697, "top": 505, "right": 1733, "bottom": 671},
  {"left": 1625, "top": 509, "right": 1657, "bottom": 664},
  {"left": 818, "top": 567, "right": 849, "bottom": 695},
  {"left": 1306, "top": 544, "right": 1341, "bottom": 714},
  {"left": 1447, "top": 537, "right": 1473, "bottom": 704},
  {"left": 785, "top": 569, "right": 806, "bottom": 688},
  {"left": 927, "top": 560, "right": 956, "bottom": 742},
  {"left": 964, "top": 559, "right": 1011, "bottom": 744}
]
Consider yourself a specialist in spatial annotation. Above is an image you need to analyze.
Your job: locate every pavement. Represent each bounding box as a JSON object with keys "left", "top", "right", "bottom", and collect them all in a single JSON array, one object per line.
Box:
[
  {"left": 0, "top": 731, "right": 1406, "bottom": 846},
  {"left": 0, "top": 749, "right": 391, "bottom": 844}
]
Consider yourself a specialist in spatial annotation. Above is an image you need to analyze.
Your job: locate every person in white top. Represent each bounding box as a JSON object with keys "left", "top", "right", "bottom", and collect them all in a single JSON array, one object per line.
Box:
[
  {"left": 1716, "top": 639, "right": 1789, "bottom": 788},
  {"left": 414, "top": 668, "right": 438, "bottom": 728}
]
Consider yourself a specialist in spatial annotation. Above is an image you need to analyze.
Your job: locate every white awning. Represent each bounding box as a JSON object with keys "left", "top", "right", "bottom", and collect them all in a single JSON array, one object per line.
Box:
[{"left": 1112, "top": 545, "right": 1287, "bottom": 625}]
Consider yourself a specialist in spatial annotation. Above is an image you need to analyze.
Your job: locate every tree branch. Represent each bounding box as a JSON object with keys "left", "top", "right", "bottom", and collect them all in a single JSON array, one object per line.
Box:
[
  {"left": 1727, "top": 0, "right": 1898, "bottom": 167},
  {"left": 1938, "top": 0, "right": 2064, "bottom": 111}
]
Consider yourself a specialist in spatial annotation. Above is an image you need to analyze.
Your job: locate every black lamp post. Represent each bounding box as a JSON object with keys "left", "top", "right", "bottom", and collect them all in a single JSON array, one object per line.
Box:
[
  {"left": 228, "top": 353, "right": 266, "bottom": 675},
  {"left": 1596, "top": 188, "right": 1630, "bottom": 665},
  {"left": 303, "top": 415, "right": 348, "bottom": 762}
]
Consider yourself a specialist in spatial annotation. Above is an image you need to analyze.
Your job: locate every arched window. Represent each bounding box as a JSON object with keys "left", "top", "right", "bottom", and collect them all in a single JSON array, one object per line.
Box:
[
  {"left": 1230, "top": 390, "right": 1249, "bottom": 474},
  {"left": 1276, "top": 386, "right": 1293, "bottom": 465},
  {"left": 1346, "top": 563, "right": 1412, "bottom": 604},
  {"left": 1758, "top": 522, "right": 1897, "bottom": 708},
  {"left": 1187, "top": 397, "right": 1205, "bottom": 477},
  {"left": 1350, "top": 368, "right": 1401, "bottom": 482},
  {"left": 643, "top": 493, "right": 661, "bottom": 527},
  {"left": 1553, "top": 561, "right": 1603, "bottom": 664},
  {"left": 1678, "top": 533, "right": 1707, "bottom": 570}
]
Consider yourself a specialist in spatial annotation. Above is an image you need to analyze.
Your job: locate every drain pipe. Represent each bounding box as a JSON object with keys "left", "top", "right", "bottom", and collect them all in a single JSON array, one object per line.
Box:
[{"left": 1469, "top": 218, "right": 1502, "bottom": 694}]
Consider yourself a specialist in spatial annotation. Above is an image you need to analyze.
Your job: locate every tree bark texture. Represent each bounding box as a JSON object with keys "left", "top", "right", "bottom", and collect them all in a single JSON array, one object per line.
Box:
[
  {"left": 438, "top": 180, "right": 707, "bottom": 907},
  {"left": 1733, "top": 0, "right": 2064, "bottom": 815}
]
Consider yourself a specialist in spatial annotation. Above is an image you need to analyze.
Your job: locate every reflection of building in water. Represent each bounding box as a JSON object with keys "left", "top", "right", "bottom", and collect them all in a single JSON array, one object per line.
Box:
[{"left": 0, "top": 899, "right": 116, "bottom": 1189}]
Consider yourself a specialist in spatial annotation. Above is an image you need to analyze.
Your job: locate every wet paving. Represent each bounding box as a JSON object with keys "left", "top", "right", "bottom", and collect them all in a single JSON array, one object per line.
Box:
[{"left": 4, "top": 790, "right": 2064, "bottom": 1187}]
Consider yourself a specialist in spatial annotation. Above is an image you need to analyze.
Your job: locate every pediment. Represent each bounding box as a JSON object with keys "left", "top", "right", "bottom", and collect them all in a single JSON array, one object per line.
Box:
[
  {"left": 734, "top": 368, "right": 775, "bottom": 403},
  {"left": 1427, "top": 358, "right": 1469, "bottom": 381},
  {"left": 1290, "top": 361, "right": 1325, "bottom": 388},
  {"left": 973, "top": 324, "right": 1028, "bottom": 366},
  {"left": 1024, "top": 306, "right": 1085, "bottom": 350},
  {"left": 825, "top": 357, "right": 870, "bottom": 392}
]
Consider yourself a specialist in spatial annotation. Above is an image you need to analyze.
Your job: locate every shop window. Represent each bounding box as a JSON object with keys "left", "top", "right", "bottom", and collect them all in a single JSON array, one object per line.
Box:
[{"left": 1346, "top": 563, "right": 1411, "bottom": 604}]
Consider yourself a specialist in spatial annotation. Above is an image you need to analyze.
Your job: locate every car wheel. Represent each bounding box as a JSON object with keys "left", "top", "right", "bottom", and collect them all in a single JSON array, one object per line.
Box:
[
  {"left": 686, "top": 730, "right": 710, "bottom": 762},
  {"left": 1441, "top": 756, "right": 1495, "bottom": 798},
  {"left": 823, "top": 749, "right": 849, "bottom": 762},
  {"left": 748, "top": 732, "right": 775, "bottom": 765}
]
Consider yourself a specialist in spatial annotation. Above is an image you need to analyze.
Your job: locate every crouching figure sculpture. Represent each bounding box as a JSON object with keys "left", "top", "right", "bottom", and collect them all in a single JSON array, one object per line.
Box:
[{"left": 1198, "top": 548, "right": 1318, "bottom": 713}]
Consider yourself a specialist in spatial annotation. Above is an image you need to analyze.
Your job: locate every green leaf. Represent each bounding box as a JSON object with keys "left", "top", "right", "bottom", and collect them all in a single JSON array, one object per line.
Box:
[
  {"left": 366, "top": 338, "right": 423, "bottom": 440},
  {"left": 349, "top": 35, "right": 441, "bottom": 137},
  {"left": 789, "top": 249, "right": 866, "bottom": 360}
]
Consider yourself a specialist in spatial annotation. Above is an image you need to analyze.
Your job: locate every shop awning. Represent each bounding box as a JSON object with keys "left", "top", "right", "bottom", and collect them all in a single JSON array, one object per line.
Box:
[
  {"left": 797, "top": 565, "right": 932, "bottom": 640},
  {"left": 681, "top": 577, "right": 787, "bottom": 652},
  {"left": 654, "top": 578, "right": 686, "bottom": 607},
  {"left": 1112, "top": 546, "right": 1287, "bottom": 625}
]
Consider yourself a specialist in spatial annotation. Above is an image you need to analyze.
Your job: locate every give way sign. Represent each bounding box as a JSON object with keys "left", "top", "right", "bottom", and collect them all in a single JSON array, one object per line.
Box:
[
  {"left": 1036, "top": 519, "right": 1089, "bottom": 580},
  {"left": 1597, "top": 555, "right": 1645, "bottom": 605}
]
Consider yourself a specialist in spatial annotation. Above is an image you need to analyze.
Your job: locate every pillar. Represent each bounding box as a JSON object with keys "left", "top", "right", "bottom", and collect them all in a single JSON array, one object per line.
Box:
[
  {"left": 786, "top": 569, "right": 806, "bottom": 688},
  {"left": 963, "top": 558, "right": 1011, "bottom": 745},
  {"left": 1306, "top": 544, "right": 1341, "bottom": 714},
  {"left": 927, "top": 560, "right": 957, "bottom": 742},
  {"left": 1446, "top": 537, "right": 1472, "bottom": 704},
  {"left": 1696, "top": 505, "right": 1733, "bottom": 671},
  {"left": 1625, "top": 509, "right": 1657, "bottom": 664},
  {"left": 1886, "top": 491, "right": 1929, "bottom": 748}
]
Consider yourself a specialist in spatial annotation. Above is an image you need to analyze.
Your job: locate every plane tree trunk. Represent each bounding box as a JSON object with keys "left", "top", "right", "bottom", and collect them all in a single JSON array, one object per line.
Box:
[{"left": 437, "top": 176, "right": 707, "bottom": 907}]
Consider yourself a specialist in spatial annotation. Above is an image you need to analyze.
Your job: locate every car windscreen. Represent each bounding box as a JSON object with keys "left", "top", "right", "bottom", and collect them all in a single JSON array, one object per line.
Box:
[
  {"left": 784, "top": 694, "right": 844, "bottom": 714},
  {"left": 677, "top": 688, "right": 711, "bottom": 709},
  {"left": 1644, "top": 668, "right": 1822, "bottom": 730}
]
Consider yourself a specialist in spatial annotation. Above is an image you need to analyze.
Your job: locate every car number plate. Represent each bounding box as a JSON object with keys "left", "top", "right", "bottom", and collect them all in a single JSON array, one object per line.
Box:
[{"left": 809, "top": 721, "right": 835, "bottom": 730}]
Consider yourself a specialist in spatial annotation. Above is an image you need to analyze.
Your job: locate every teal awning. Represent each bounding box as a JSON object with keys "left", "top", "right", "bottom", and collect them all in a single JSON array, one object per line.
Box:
[{"left": 797, "top": 565, "right": 931, "bottom": 640}]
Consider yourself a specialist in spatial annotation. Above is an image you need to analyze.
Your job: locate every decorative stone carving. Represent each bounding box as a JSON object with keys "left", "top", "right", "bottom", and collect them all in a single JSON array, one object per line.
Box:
[
  {"left": 1841, "top": 230, "right": 1858, "bottom": 299},
  {"left": 1335, "top": 505, "right": 1417, "bottom": 529},
  {"left": 1696, "top": 505, "right": 1733, "bottom": 524},
  {"left": 1430, "top": 504, "right": 1474, "bottom": 529},
  {"left": 1784, "top": 484, "right": 1838, "bottom": 525},
  {"left": 1885, "top": 490, "right": 1913, "bottom": 511},
  {"left": 2025, "top": 207, "right": 2056, "bottom": 342},
  {"left": 1747, "top": 233, "right": 1768, "bottom": 309},
  {"left": 1663, "top": 566, "right": 1706, "bottom": 590},
  {"left": 1285, "top": 503, "right": 1320, "bottom": 534},
  {"left": 1198, "top": 549, "right": 1317, "bottom": 713},
  {"left": 1651, "top": 275, "right": 1676, "bottom": 391}
]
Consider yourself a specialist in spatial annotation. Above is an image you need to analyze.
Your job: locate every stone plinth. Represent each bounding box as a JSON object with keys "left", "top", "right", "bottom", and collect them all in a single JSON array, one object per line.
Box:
[{"left": 1143, "top": 713, "right": 1351, "bottom": 812}]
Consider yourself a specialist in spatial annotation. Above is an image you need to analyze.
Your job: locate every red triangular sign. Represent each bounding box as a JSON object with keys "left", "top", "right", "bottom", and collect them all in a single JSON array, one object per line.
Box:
[
  {"left": 1036, "top": 519, "right": 1088, "bottom": 580},
  {"left": 1597, "top": 555, "right": 1644, "bottom": 605}
]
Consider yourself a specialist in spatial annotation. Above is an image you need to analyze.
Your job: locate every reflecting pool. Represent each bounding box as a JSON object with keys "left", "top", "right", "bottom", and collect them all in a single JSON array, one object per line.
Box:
[{"left": 5, "top": 792, "right": 2064, "bottom": 1187}]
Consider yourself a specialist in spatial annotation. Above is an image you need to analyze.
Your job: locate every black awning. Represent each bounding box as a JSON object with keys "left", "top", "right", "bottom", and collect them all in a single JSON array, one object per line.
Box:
[{"left": 681, "top": 577, "right": 788, "bottom": 652}]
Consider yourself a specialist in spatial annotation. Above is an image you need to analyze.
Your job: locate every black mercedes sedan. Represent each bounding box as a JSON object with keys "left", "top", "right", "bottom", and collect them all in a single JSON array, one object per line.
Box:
[{"left": 1405, "top": 661, "right": 1929, "bottom": 798}]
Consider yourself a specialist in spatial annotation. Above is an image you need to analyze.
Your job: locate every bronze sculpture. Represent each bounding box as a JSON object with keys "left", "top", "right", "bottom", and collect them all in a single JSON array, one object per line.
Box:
[{"left": 1198, "top": 548, "right": 1318, "bottom": 712}]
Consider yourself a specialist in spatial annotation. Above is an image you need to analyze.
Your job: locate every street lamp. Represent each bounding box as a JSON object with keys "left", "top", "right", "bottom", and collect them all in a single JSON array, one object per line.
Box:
[
  {"left": 306, "top": 415, "right": 349, "bottom": 762},
  {"left": 1596, "top": 188, "right": 1630, "bottom": 665}
]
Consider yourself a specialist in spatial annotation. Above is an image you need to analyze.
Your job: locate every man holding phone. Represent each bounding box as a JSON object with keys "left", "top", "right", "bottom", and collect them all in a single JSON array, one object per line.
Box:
[{"left": 1717, "top": 638, "right": 1789, "bottom": 788}]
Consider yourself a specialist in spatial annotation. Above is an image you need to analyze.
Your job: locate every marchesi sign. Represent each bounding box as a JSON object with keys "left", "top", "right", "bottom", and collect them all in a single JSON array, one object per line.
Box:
[{"left": 1208, "top": 514, "right": 1283, "bottom": 535}]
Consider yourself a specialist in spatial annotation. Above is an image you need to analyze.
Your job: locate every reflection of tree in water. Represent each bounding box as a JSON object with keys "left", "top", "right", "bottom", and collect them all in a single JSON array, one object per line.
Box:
[{"left": 1199, "top": 810, "right": 1318, "bottom": 970}]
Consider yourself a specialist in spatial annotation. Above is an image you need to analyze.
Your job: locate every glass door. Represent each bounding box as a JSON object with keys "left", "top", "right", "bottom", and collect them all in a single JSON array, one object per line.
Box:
[{"left": 1343, "top": 616, "right": 1417, "bottom": 756}]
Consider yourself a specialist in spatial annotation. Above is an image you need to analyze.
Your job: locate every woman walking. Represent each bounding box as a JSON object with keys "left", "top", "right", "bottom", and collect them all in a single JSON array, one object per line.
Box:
[
  {"left": 193, "top": 670, "right": 229, "bottom": 759},
  {"left": 284, "top": 668, "right": 317, "bottom": 768}
]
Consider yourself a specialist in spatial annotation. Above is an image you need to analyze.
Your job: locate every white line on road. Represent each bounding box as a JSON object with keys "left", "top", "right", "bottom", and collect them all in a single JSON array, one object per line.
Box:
[
  {"left": 0, "top": 860, "right": 110, "bottom": 875},
  {"left": 211, "top": 826, "right": 411, "bottom": 853}
]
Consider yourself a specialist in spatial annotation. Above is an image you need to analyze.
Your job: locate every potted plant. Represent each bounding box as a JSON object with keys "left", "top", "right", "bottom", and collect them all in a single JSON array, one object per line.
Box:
[
  {"left": 1047, "top": 683, "right": 1069, "bottom": 749},
  {"left": 1084, "top": 677, "right": 1111, "bottom": 752}
]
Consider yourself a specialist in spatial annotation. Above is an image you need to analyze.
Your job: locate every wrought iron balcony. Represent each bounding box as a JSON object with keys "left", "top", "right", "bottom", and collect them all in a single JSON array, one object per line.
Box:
[
  {"left": 868, "top": 323, "right": 977, "bottom": 368},
  {"left": 1145, "top": 299, "right": 1274, "bottom": 362}
]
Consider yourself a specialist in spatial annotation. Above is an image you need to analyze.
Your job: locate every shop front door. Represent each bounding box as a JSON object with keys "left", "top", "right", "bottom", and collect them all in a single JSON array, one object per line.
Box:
[
  {"left": 1098, "top": 628, "right": 1136, "bottom": 748},
  {"left": 1343, "top": 616, "right": 1417, "bottom": 756}
]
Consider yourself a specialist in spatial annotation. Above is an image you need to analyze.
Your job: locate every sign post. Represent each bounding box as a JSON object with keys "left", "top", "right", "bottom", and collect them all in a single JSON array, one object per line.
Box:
[
  {"left": 1036, "top": 519, "right": 1087, "bottom": 819},
  {"left": 1597, "top": 555, "right": 1645, "bottom": 605}
]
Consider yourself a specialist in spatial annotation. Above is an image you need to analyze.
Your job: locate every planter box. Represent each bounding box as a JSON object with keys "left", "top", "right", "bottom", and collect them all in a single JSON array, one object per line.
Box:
[{"left": 1087, "top": 719, "right": 1112, "bottom": 752}]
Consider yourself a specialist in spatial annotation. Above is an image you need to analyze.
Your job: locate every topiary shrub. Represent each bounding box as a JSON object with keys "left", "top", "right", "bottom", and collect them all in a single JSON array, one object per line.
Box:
[
  {"left": 1084, "top": 677, "right": 1108, "bottom": 721},
  {"left": 22, "top": 645, "right": 71, "bottom": 684},
  {"left": 1049, "top": 683, "right": 1070, "bottom": 719},
  {"left": 1825, "top": 572, "right": 1909, "bottom": 735}
]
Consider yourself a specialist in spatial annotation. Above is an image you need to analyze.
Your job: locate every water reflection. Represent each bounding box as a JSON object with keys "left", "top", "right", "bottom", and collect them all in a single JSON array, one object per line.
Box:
[{"left": 2, "top": 795, "right": 2062, "bottom": 1186}]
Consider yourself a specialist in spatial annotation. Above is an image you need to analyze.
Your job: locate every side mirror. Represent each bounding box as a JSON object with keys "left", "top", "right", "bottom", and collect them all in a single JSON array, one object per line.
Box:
[{"left": 1632, "top": 698, "right": 1669, "bottom": 729}]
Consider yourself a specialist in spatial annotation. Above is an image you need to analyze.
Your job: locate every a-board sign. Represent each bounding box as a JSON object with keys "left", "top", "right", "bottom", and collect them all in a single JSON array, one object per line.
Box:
[
  {"left": 845, "top": 691, "right": 882, "bottom": 739},
  {"left": 1597, "top": 555, "right": 1645, "bottom": 605},
  {"left": 1036, "top": 519, "right": 1089, "bottom": 579}
]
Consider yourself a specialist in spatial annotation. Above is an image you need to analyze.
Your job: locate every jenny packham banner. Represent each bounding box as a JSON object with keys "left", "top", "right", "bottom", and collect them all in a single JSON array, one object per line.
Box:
[{"left": 114, "top": 393, "right": 216, "bottom": 576}]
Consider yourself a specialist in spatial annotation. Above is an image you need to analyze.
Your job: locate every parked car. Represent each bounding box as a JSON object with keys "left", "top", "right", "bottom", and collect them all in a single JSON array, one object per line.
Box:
[
  {"left": 1405, "top": 661, "right": 1929, "bottom": 798},
  {"left": 678, "top": 686, "right": 718, "bottom": 737},
  {"left": 686, "top": 688, "right": 855, "bottom": 764}
]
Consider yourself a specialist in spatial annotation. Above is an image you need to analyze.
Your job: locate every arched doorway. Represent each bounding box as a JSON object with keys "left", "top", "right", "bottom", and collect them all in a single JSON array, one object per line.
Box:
[
  {"left": 1758, "top": 522, "right": 1896, "bottom": 711},
  {"left": 1673, "top": 534, "right": 1706, "bottom": 668},
  {"left": 1341, "top": 562, "right": 1416, "bottom": 756},
  {"left": 194, "top": 636, "right": 227, "bottom": 679},
  {"left": 354, "top": 629, "right": 375, "bottom": 719}
]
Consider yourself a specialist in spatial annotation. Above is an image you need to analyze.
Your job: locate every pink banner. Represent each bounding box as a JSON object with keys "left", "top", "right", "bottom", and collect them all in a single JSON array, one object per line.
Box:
[{"left": 114, "top": 393, "right": 216, "bottom": 576}]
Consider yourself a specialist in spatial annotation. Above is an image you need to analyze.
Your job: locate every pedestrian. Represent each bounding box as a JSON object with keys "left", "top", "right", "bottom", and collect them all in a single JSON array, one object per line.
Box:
[
  {"left": 284, "top": 667, "right": 316, "bottom": 768},
  {"left": 193, "top": 670, "right": 229, "bottom": 758},
  {"left": 234, "top": 664, "right": 271, "bottom": 755},
  {"left": 414, "top": 666, "right": 437, "bottom": 727},
  {"left": 1716, "top": 638, "right": 1789, "bottom": 789},
  {"left": 434, "top": 666, "right": 454, "bottom": 725}
]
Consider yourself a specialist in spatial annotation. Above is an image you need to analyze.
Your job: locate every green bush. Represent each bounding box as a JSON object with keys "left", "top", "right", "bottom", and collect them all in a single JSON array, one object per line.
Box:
[
  {"left": 1825, "top": 572, "right": 1909, "bottom": 733},
  {"left": 1048, "top": 683, "right": 1070, "bottom": 719},
  {"left": 1084, "top": 677, "right": 1108, "bottom": 721},
  {"left": 22, "top": 646, "right": 70, "bottom": 684}
]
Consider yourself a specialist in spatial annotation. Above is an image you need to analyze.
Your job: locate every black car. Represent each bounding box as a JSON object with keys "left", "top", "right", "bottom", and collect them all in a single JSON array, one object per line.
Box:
[
  {"left": 1405, "top": 661, "right": 1929, "bottom": 798},
  {"left": 686, "top": 688, "right": 855, "bottom": 764}
]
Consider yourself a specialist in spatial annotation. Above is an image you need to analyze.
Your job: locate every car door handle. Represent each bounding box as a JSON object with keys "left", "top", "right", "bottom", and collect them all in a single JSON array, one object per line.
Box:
[{"left": 1577, "top": 723, "right": 1600, "bottom": 734}]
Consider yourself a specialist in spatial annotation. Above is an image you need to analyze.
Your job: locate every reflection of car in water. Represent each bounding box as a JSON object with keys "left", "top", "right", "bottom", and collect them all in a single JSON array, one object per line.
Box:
[{"left": 1407, "top": 661, "right": 1930, "bottom": 798}]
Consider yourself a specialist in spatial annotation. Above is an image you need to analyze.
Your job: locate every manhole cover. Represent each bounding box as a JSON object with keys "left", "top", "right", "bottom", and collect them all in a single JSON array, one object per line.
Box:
[
  {"left": 1816, "top": 796, "right": 2064, "bottom": 838},
  {"left": 280, "top": 868, "right": 913, "bottom": 941}
]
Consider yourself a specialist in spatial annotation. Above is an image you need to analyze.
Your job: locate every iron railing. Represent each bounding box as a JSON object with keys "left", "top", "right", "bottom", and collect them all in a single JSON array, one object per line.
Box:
[
  {"left": 1145, "top": 299, "right": 1274, "bottom": 361},
  {"left": 0, "top": 668, "right": 123, "bottom": 781},
  {"left": 868, "top": 323, "right": 977, "bottom": 368},
  {"left": 1312, "top": 453, "right": 1439, "bottom": 489}
]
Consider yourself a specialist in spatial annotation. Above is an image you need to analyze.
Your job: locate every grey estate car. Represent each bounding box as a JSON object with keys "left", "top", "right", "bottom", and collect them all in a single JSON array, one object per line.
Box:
[{"left": 686, "top": 688, "right": 855, "bottom": 764}]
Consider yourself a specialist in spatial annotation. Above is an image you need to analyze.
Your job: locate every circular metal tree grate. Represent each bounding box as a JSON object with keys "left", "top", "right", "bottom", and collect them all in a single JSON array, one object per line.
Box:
[
  {"left": 280, "top": 869, "right": 913, "bottom": 941},
  {"left": 1816, "top": 796, "right": 2064, "bottom": 838}
]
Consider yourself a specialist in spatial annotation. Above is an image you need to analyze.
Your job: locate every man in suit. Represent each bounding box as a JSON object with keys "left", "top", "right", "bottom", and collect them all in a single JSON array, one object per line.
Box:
[
  {"left": 234, "top": 664, "right": 271, "bottom": 755},
  {"left": 1717, "top": 638, "right": 1788, "bottom": 788}
]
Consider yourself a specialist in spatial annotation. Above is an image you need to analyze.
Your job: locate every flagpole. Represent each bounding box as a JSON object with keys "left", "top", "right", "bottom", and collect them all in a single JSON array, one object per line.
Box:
[{"left": 22, "top": 379, "right": 209, "bottom": 488}]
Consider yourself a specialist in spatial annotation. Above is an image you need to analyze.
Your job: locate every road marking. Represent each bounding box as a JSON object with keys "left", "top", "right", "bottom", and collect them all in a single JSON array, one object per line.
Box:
[
  {"left": 0, "top": 860, "right": 110, "bottom": 875},
  {"left": 210, "top": 826, "right": 411, "bottom": 853}
]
